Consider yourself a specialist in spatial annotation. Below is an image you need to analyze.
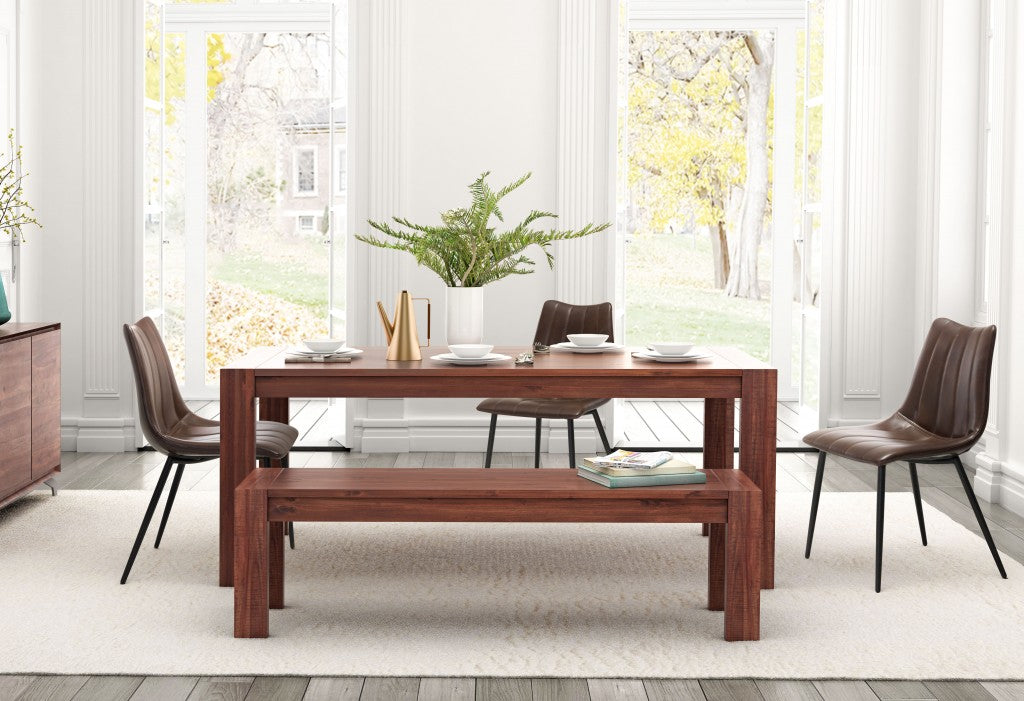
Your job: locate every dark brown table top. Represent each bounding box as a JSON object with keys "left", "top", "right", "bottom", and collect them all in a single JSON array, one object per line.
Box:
[{"left": 226, "top": 345, "right": 771, "bottom": 377}]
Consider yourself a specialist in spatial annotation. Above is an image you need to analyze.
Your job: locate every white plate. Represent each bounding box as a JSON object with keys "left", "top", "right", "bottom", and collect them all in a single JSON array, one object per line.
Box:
[
  {"left": 430, "top": 352, "right": 512, "bottom": 366},
  {"left": 551, "top": 341, "right": 623, "bottom": 354},
  {"left": 287, "top": 346, "right": 363, "bottom": 357},
  {"left": 631, "top": 350, "right": 711, "bottom": 363}
]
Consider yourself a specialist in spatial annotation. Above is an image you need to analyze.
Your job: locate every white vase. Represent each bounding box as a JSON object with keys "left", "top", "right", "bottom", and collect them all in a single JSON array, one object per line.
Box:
[{"left": 445, "top": 286, "right": 485, "bottom": 345}]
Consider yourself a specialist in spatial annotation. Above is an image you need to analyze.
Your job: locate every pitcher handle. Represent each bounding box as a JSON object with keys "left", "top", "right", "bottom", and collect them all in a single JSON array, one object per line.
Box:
[{"left": 414, "top": 297, "right": 431, "bottom": 348}]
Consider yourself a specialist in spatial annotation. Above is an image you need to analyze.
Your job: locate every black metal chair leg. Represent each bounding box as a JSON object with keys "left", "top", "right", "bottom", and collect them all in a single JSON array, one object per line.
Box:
[
  {"left": 154, "top": 463, "right": 185, "bottom": 549},
  {"left": 805, "top": 451, "right": 826, "bottom": 558},
  {"left": 875, "top": 464, "right": 886, "bottom": 593},
  {"left": 591, "top": 409, "right": 613, "bottom": 454},
  {"left": 534, "top": 418, "right": 541, "bottom": 469},
  {"left": 953, "top": 455, "right": 1007, "bottom": 578},
  {"left": 484, "top": 413, "right": 497, "bottom": 469},
  {"left": 908, "top": 461, "right": 927, "bottom": 546},
  {"left": 567, "top": 419, "right": 576, "bottom": 469},
  {"left": 121, "top": 457, "right": 174, "bottom": 584}
]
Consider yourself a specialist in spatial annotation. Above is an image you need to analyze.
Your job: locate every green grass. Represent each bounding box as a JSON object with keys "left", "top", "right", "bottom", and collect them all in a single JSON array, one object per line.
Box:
[
  {"left": 210, "top": 237, "right": 330, "bottom": 316},
  {"left": 625, "top": 232, "right": 771, "bottom": 361}
]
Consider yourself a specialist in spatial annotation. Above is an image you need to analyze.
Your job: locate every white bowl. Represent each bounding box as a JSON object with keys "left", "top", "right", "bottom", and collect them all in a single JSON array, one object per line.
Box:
[
  {"left": 303, "top": 339, "right": 345, "bottom": 353},
  {"left": 567, "top": 333, "right": 608, "bottom": 348},
  {"left": 448, "top": 344, "right": 493, "bottom": 359},
  {"left": 650, "top": 342, "right": 694, "bottom": 357}
]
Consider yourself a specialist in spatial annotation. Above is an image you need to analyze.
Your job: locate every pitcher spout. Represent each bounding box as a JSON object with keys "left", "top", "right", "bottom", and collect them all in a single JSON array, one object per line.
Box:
[{"left": 376, "top": 300, "right": 395, "bottom": 344}]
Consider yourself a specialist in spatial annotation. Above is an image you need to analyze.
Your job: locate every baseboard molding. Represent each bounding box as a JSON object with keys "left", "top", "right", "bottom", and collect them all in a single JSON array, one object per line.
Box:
[
  {"left": 970, "top": 448, "right": 1024, "bottom": 518},
  {"left": 352, "top": 416, "right": 600, "bottom": 454},
  {"left": 61, "top": 417, "right": 136, "bottom": 452}
]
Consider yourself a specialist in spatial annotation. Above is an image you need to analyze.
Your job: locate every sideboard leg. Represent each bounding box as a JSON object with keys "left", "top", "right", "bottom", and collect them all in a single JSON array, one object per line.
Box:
[{"left": 44, "top": 478, "right": 58, "bottom": 496}]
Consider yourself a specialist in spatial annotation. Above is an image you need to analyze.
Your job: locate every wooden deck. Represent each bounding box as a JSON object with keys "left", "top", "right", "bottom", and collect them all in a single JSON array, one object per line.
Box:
[{"left": 184, "top": 399, "right": 816, "bottom": 450}]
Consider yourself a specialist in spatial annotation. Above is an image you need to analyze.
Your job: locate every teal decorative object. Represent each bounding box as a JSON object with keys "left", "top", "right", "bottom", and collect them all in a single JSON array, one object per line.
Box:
[{"left": 0, "top": 275, "right": 9, "bottom": 325}]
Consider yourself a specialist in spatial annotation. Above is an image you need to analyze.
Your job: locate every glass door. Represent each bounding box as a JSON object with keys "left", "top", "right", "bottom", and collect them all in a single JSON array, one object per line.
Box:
[
  {"left": 147, "top": 1, "right": 345, "bottom": 397},
  {"left": 622, "top": 22, "right": 801, "bottom": 400},
  {"left": 795, "top": 0, "right": 824, "bottom": 413}
]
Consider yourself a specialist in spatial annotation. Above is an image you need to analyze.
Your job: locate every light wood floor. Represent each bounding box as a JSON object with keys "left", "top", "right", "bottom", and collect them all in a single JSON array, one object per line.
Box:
[{"left": 7, "top": 450, "right": 1024, "bottom": 701}]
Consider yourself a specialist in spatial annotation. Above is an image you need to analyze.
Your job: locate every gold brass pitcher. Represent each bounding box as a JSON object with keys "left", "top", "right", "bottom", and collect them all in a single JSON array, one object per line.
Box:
[{"left": 377, "top": 290, "right": 431, "bottom": 361}]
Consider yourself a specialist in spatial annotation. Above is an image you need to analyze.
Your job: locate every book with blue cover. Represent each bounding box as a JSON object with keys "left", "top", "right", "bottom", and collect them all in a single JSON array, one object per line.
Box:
[{"left": 577, "top": 464, "right": 707, "bottom": 488}]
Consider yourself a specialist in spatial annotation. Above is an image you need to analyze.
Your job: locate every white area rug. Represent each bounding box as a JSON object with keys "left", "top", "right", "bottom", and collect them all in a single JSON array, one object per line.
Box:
[{"left": 0, "top": 489, "right": 1022, "bottom": 678}]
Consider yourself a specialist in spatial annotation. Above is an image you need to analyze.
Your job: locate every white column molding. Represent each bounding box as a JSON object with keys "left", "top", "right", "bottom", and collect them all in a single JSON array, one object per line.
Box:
[
  {"left": 840, "top": 0, "right": 886, "bottom": 399},
  {"left": 350, "top": 0, "right": 404, "bottom": 347},
  {"left": 975, "top": 0, "right": 1020, "bottom": 506},
  {"left": 554, "top": 0, "right": 599, "bottom": 305},
  {"left": 82, "top": 0, "right": 134, "bottom": 398},
  {"left": 346, "top": 0, "right": 404, "bottom": 450},
  {"left": 915, "top": 0, "right": 942, "bottom": 349}
]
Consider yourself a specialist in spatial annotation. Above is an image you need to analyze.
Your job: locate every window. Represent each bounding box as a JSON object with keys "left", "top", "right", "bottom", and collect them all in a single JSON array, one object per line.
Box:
[
  {"left": 145, "top": 0, "right": 347, "bottom": 394},
  {"left": 620, "top": 3, "right": 809, "bottom": 407},
  {"left": 294, "top": 146, "right": 317, "bottom": 196},
  {"left": 335, "top": 145, "right": 347, "bottom": 195}
]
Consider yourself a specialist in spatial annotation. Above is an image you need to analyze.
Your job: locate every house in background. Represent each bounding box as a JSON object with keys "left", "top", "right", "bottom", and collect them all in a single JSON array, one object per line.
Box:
[{"left": 278, "top": 101, "right": 346, "bottom": 239}]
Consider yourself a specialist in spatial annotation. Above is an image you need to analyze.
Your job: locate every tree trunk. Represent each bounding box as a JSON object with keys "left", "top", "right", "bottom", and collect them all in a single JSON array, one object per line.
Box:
[
  {"left": 725, "top": 34, "right": 775, "bottom": 299},
  {"left": 709, "top": 222, "right": 730, "bottom": 289}
]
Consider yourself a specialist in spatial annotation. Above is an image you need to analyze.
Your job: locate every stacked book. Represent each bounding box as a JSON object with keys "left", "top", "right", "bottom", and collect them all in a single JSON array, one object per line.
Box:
[{"left": 577, "top": 450, "right": 705, "bottom": 488}]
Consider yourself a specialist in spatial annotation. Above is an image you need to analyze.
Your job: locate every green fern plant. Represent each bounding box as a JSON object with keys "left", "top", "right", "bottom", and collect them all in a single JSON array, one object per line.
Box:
[{"left": 356, "top": 171, "right": 609, "bottom": 287}]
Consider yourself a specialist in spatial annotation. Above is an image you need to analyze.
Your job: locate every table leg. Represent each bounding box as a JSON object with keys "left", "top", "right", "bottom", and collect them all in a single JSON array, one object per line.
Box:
[
  {"left": 234, "top": 487, "right": 269, "bottom": 638},
  {"left": 725, "top": 489, "right": 761, "bottom": 641},
  {"left": 708, "top": 523, "right": 725, "bottom": 611},
  {"left": 703, "top": 398, "right": 735, "bottom": 469},
  {"left": 703, "top": 398, "right": 735, "bottom": 536},
  {"left": 739, "top": 369, "right": 776, "bottom": 590},
  {"left": 221, "top": 368, "right": 256, "bottom": 588},
  {"left": 259, "top": 397, "right": 289, "bottom": 425},
  {"left": 269, "top": 522, "right": 284, "bottom": 610}
]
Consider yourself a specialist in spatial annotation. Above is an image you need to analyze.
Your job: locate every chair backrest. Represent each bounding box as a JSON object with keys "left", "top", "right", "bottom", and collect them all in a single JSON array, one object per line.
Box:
[
  {"left": 123, "top": 316, "right": 192, "bottom": 455},
  {"left": 533, "top": 300, "right": 614, "bottom": 346},
  {"left": 898, "top": 317, "right": 996, "bottom": 443}
]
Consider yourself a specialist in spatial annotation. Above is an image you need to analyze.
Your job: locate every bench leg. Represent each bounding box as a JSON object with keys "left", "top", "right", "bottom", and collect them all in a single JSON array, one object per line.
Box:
[
  {"left": 725, "top": 490, "right": 761, "bottom": 641},
  {"left": 270, "top": 522, "right": 285, "bottom": 610},
  {"left": 234, "top": 488, "right": 269, "bottom": 638},
  {"left": 708, "top": 523, "right": 725, "bottom": 611}
]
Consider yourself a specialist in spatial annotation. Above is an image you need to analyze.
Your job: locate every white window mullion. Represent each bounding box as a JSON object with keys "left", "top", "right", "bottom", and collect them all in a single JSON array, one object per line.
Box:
[
  {"left": 771, "top": 25, "right": 799, "bottom": 402},
  {"left": 183, "top": 27, "right": 208, "bottom": 396}
]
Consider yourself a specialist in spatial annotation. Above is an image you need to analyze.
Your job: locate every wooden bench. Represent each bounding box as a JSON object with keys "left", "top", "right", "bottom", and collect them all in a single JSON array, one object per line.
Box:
[{"left": 233, "top": 468, "right": 762, "bottom": 641}]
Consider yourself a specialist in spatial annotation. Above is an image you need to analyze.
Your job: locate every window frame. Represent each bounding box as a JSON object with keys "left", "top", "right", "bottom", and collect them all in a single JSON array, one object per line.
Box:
[
  {"left": 334, "top": 143, "right": 347, "bottom": 196},
  {"left": 293, "top": 144, "right": 319, "bottom": 197}
]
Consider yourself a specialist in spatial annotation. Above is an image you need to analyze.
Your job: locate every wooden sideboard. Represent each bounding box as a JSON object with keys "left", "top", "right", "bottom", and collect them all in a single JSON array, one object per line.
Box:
[{"left": 0, "top": 323, "right": 61, "bottom": 509}]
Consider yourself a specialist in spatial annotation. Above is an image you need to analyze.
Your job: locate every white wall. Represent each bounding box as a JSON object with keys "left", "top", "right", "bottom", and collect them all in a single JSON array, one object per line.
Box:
[
  {"left": 972, "top": 0, "right": 1024, "bottom": 514},
  {"left": 821, "top": 0, "right": 922, "bottom": 427},
  {"left": 20, "top": 0, "right": 138, "bottom": 452},
  {"left": 349, "top": 0, "right": 614, "bottom": 453}
]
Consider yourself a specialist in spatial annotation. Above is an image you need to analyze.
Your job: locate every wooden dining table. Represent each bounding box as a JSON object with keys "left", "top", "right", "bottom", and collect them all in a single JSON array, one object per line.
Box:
[{"left": 219, "top": 346, "right": 777, "bottom": 590}]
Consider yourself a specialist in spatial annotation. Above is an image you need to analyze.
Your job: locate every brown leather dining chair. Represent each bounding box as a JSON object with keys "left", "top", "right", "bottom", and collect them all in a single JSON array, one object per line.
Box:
[
  {"left": 121, "top": 316, "right": 299, "bottom": 584},
  {"left": 803, "top": 318, "right": 1006, "bottom": 592},
  {"left": 477, "top": 300, "right": 614, "bottom": 469}
]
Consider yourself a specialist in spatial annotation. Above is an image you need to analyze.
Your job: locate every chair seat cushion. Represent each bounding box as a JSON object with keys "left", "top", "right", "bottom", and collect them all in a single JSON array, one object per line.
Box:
[
  {"left": 803, "top": 412, "right": 975, "bottom": 466},
  {"left": 476, "top": 397, "right": 609, "bottom": 420},
  {"left": 163, "top": 414, "right": 299, "bottom": 460}
]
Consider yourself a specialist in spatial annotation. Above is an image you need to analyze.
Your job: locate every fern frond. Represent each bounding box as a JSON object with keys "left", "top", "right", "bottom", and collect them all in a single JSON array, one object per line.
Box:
[{"left": 355, "top": 172, "right": 609, "bottom": 287}]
